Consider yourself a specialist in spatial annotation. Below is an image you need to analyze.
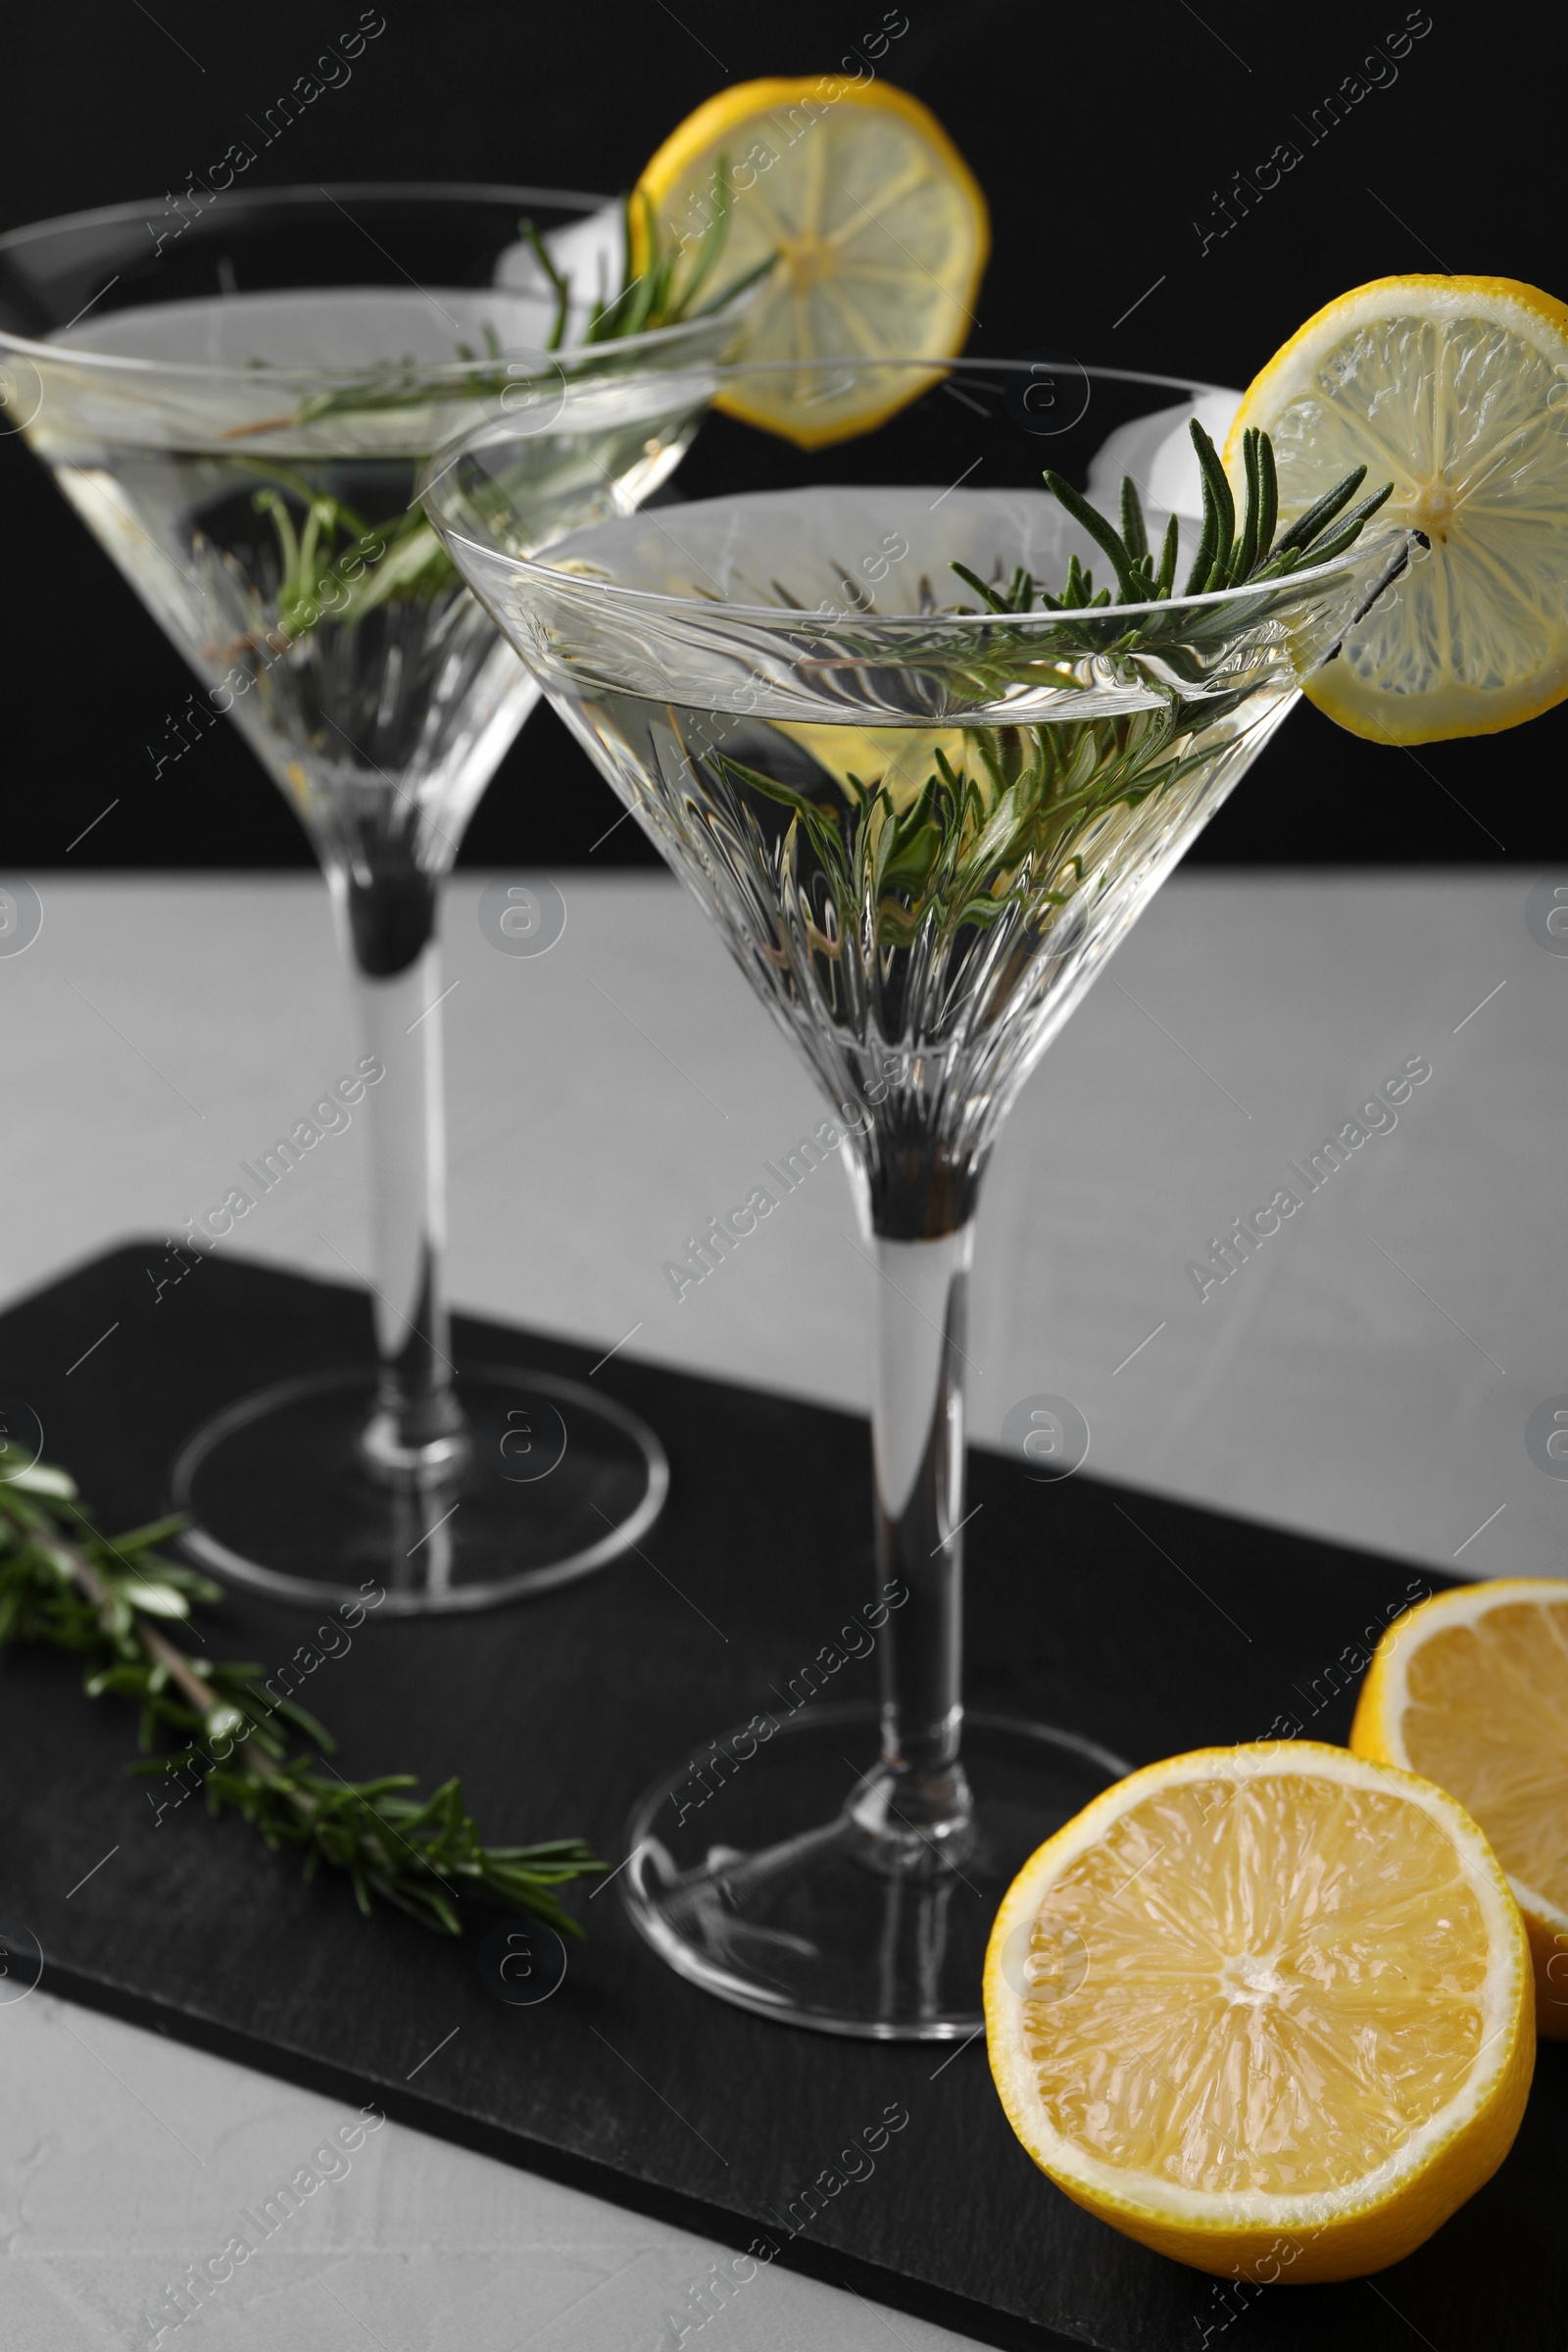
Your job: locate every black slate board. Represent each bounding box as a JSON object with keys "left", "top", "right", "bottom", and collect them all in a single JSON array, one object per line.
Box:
[{"left": 0, "top": 1242, "right": 1560, "bottom": 2352}]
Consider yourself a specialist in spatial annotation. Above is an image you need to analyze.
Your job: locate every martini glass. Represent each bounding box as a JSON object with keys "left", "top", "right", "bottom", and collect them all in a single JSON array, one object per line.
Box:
[
  {"left": 423, "top": 355, "right": 1410, "bottom": 2032},
  {"left": 0, "top": 185, "right": 743, "bottom": 1614}
]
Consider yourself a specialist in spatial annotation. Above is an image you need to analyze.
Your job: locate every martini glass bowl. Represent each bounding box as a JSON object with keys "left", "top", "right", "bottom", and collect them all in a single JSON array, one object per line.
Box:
[
  {"left": 0, "top": 185, "right": 745, "bottom": 1612},
  {"left": 459, "top": 356, "right": 1409, "bottom": 2029},
  {"left": 421, "top": 356, "right": 1409, "bottom": 2030}
]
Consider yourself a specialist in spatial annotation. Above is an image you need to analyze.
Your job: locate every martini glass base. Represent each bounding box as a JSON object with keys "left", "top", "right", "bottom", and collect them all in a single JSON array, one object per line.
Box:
[
  {"left": 171, "top": 1365, "right": 667, "bottom": 1616},
  {"left": 623, "top": 1702, "right": 1130, "bottom": 2039}
]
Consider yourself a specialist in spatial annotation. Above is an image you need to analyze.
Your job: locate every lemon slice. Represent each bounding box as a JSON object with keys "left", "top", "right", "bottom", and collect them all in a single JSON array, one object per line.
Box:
[
  {"left": 774, "top": 720, "right": 967, "bottom": 810},
  {"left": 984, "top": 1741, "right": 1533, "bottom": 2281},
  {"left": 1224, "top": 274, "right": 1568, "bottom": 743},
  {"left": 1351, "top": 1578, "right": 1568, "bottom": 2040},
  {"left": 634, "top": 75, "right": 988, "bottom": 448}
]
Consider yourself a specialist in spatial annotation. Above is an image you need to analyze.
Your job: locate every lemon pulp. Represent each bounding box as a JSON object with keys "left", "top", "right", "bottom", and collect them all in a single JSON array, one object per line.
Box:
[
  {"left": 1018, "top": 1771, "right": 1492, "bottom": 2195},
  {"left": 634, "top": 75, "right": 989, "bottom": 447}
]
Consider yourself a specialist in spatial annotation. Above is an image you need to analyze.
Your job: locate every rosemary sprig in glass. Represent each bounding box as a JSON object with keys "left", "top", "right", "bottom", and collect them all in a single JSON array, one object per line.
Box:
[
  {"left": 949, "top": 420, "right": 1394, "bottom": 648},
  {"left": 242, "top": 474, "right": 451, "bottom": 642},
  {"left": 222, "top": 163, "right": 768, "bottom": 648},
  {"left": 522, "top": 162, "right": 771, "bottom": 350},
  {"left": 0, "top": 1448, "right": 602, "bottom": 1936},
  {"left": 723, "top": 421, "right": 1396, "bottom": 956},
  {"left": 228, "top": 159, "right": 765, "bottom": 438}
]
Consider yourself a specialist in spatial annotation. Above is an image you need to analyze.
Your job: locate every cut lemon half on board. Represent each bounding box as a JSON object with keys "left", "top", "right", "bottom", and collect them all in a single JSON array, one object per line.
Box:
[
  {"left": 633, "top": 75, "right": 988, "bottom": 448},
  {"left": 1225, "top": 274, "right": 1568, "bottom": 743},
  {"left": 984, "top": 1742, "right": 1533, "bottom": 2282},
  {"left": 1351, "top": 1578, "right": 1568, "bottom": 2039}
]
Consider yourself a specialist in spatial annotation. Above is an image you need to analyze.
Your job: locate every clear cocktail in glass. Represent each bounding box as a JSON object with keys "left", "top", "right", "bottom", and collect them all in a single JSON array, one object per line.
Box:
[
  {"left": 424, "top": 354, "right": 1408, "bottom": 2032},
  {"left": 0, "top": 185, "right": 747, "bottom": 1611}
]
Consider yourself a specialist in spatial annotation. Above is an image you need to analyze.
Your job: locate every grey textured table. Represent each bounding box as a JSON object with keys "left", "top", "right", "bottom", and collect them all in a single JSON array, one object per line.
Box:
[{"left": 3, "top": 868, "right": 1561, "bottom": 2348}]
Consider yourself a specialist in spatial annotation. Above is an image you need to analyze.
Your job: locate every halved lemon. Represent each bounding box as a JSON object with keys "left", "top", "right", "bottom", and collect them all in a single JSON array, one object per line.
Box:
[
  {"left": 1351, "top": 1578, "right": 1568, "bottom": 2039},
  {"left": 984, "top": 1742, "right": 1533, "bottom": 2281},
  {"left": 633, "top": 75, "right": 988, "bottom": 448},
  {"left": 1224, "top": 274, "right": 1568, "bottom": 743}
]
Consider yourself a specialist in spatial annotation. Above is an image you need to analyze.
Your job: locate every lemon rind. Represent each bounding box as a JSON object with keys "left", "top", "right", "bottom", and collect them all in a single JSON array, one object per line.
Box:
[
  {"left": 1222, "top": 273, "right": 1568, "bottom": 477},
  {"left": 1350, "top": 1578, "right": 1568, "bottom": 2035},
  {"left": 1303, "top": 662, "right": 1568, "bottom": 746}
]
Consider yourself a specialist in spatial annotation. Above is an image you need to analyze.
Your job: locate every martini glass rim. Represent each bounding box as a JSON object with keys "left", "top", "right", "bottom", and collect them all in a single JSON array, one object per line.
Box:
[
  {"left": 420, "top": 347, "right": 1412, "bottom": 639},
  {"left": 0, "top": 180, "right": 734, "bottom": 385},
  {"left": 431, "top": 511, "right": 1411, "bottom": 636}
]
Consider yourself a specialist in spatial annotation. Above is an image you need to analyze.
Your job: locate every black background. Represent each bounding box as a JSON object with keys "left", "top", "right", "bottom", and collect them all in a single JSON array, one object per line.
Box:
[{"left": 3, "top": 0, "right": 1559, "bottom": 869}]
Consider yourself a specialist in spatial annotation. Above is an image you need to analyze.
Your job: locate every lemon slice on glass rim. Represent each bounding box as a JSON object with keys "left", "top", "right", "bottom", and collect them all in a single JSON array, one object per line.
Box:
[
  {"left": 984, "top": 1741, "right": 1534, "bottom": 2282},
  {"left": 1225, "top": 273, "right": 1568, "bottom": 743},
  {"left": 633, "top": 74, "right": 989, "bottom": 448},
  {"left": 1351, "top": 1577, "right": 1568, "bottom": 2039}
]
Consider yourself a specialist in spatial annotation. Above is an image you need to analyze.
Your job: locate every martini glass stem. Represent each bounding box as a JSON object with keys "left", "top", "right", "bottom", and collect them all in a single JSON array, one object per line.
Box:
[
  {"left": 859, "top": 1219, "right": 977, "bottom": 1861},
  {"left": 340, "top": 873, "right": 467, "bottom": 1484}
]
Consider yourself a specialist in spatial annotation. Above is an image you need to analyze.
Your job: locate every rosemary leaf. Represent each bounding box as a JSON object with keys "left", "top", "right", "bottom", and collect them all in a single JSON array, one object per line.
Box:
[
  {"left": 1119, "top": 473, "right": 1150, "bottom": 564},
  {"left": 1291, "top": 480, "right": 1396, "bottom": 567},
  {"left": 1155, "top": 510, "right": 1180, "bottom": 598},
  {"left": 1274, "top": 463, "right": 1369, "bottom": 557},
  {"left": 673, "top": 155, "right": 734, "bottom": 317},
  {"left": 1188, "top": 419, "right": 1237, "bottom": 589},
  {"left": 1182, "top": 460, "right": 1219, "bottom": 597},
  {"left": 1256, "top": 432, "right": 1279, "bottom": 564},
  {"left": 1234, "top": 428, "right": 1261, "bottom": 584},
  {"left": 516, "top": 216, "right": 572, "bottom": 352},
  {"left": 1043, "top": 467, "right": 1143, "bottom": 604},
  {"left": 951, "top": 560, "right": 1012, "bottom": 613}
]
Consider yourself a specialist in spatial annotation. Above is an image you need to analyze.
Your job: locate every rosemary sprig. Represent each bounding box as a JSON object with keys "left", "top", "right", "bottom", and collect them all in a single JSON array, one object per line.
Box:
[
  {"left": 720, "top": 708, "right": 1170, "bottom": 958},
  {"left": 717, "top": 421, "right": 1396, "bottom": 975},
  {"left": 246, "top": 476, "right": 456, "bottom": 640},
  {"left": 0, "top": 1448, "right": 603, "bottom": 1937},
  {"left": 576, "top": 160, "right": 774, "bottom": 343},
  {"left": 516, "top": 218, "right": 572, "bottom": 352},
  {"left": 231, "top": 160, "right": 769, "bottom": 442},
  {"left": 226, "top": 167, "right": 771, "bottom": 647},
  {"left": 949, "top": 420, "right": 1394, "bottom": 637}
]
